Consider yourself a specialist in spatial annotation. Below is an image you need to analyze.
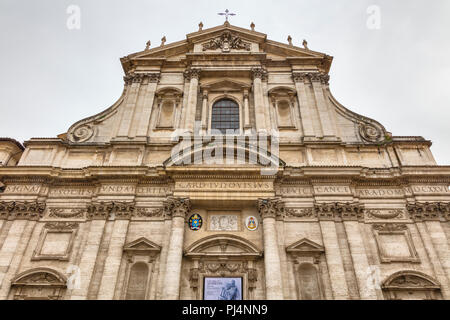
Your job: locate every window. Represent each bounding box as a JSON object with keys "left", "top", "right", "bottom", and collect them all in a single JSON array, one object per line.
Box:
[
  {"left": 211, "top": 99, "right": 239, "bottom": 134},
  {"left": 126, "top": 262, "right": 149, "bottom": 300}
]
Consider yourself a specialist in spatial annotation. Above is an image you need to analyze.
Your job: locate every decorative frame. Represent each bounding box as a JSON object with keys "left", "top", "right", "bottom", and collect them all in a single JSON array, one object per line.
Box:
[
  {"left": 121, "top": 237, "right": 161, "bottom": 300},
  {"left": 372, "top": 224, "right": 420, "bottom": 263},
  {"left": 382, "top": 270, "right": 442, "bottom": 300},
  {"left": 154, "top": 88, "right": 182, "bottom": 130},
  {"left": 10, "top": 268, "right": 67, "bottom": 300},
  {"left": 32, "top": 222, "right": 78, "bottom": 261},
  {"left": 185, "top": 234, "right": 262, "bottom": 300},
  {"left": 286, "top": 238, "right": 326, "bottom": 300},
  {"left": 207, "top": 210, "right": 241, "bottom": 232}
]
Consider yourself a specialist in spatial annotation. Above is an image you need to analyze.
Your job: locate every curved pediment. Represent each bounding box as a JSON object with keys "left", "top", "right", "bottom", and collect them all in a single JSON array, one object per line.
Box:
[
  {"left": 184, "top": 234, "right": 262, "bottom": 259},
  {"left": 382, "top": 271, "right": 440, "bottom": 289},
  {"left": 12, "top": 268, "right": 67, "bottom": 287},
  {"left": 164, "top": 138, "right": 285, "bottom": 168}
]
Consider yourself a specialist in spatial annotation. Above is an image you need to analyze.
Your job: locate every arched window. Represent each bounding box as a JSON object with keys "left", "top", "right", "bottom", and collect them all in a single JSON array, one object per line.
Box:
[
  {"left": 125, "top": 262, "right": 149, "bottom": 300},
  {"left": 211, "top": 99, "right": 239, "bottom": 134}
]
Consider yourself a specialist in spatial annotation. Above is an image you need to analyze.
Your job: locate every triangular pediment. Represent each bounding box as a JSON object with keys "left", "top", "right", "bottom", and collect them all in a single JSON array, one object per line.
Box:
[
  {"left": 122, "top": 23, "right": 329, "bottom": 73},
  {"left": 123, "top": 237, "right": 161, "bottom": 253},
  {"left": 286, "top": 238, "right": 324, "bottom": 253}
]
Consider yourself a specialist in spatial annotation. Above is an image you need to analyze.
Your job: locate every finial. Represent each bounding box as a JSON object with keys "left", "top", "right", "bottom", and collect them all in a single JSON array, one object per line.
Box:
[
  {"left": 302, "top": 39, "right": 309, "bottom": 50},
  {"left": 198, "top": 22, "right": 203, "bottom": 31},
  {"left": 160, "top": 36, "right": 166, "bottom": 47},
  {"left": 250, "top": 22, "right": 255, "bottom": 31},
  {"left": 145, "top": 40, "right": 151, "bottom": 51},
  {"left": 287, "top": 35, "right": 293, "bottom": 46}
]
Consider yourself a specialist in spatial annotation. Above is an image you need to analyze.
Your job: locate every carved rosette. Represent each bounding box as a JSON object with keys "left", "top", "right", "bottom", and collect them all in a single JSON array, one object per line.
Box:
[
  {"left": 202, "top": 31, "right": 251, "bottom": 52},
  {"left": 70, "top": 124, "right": 95, "bottom": 143},
  {"left": 0, "top": 201, "right": 46, "bottom": 220},
  {"left": 314, "top": 202, "right": 364, "bottom": 221},
  {"left": 406, "top": 202, "right": 450, "bottom": 221},
  {"left": 86, "top": 201, "right": 135, "bottom": 220},
  {"left": 251, "top": 67, "right": 268, "bottom": 81},
  {"left": 359, "top": 123, "right": 384, "bottom": 143},
  {"left": 257, "top": 198, "right": 285, "bottom": 219},
  {"left": 163, "top": 197, "right": 191, "bottom": 220}
]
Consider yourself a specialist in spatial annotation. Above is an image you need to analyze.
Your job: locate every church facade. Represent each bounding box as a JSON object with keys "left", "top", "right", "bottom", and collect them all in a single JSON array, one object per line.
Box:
[{"left": 0, "top": 22, "right": 449, "bottom": 300}]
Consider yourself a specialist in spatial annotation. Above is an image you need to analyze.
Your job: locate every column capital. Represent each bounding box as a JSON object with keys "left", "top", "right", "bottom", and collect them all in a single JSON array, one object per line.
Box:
[
  {"left": 251, "top": 67, "right": 267, "bottom": 81},
  {"left": 292, "top": 72, "right": 329, "bottom": 85},
  {"left": 406, "top": 202, "right": 450, "bottom": 221},
  {"left": 145, "top": 72, "right": 161, "bottom": 83},
  {"left": 163, "top": 196, "right": 191, "bottom": 220},
  {"left": 257, "top": 198, "right": 285, "bottom": 219},
  {"left": 314, "top": 202, "right": 364, "bottom": 221},
  {"left": 184, "top": 68, "right": 201, "bottom": 81}
]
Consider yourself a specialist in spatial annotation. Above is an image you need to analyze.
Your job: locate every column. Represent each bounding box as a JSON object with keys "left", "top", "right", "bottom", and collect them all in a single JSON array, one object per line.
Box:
[
  {"left": 115, "top": 74, "right": 143, "bottom": 138},
  {"left": 243, "top": 89, "right": 251, "bottom": 133},
  {"left": 0, "top": 220, "right": 28, "bottom": 288},
  {"left": 162, "top": 197, "right": 191, "bottom": 300},
  {"left": 70, "top": 220, "right": 106, "bottom": 299},
  {"left": 342, "top": 220, "right": 378, "bottom": 299},
  {"left": 201, "top": 89, "right": 208, "bottom": 132},
  {"left": 310, "top": 73, "right": 336, "bottom": 138},
  {"left": 97, "top": 219, "right": 130, "bottom": 300},
  {"left": 184, "top": 69, "right": 200, "bottom": 133},
  {"left": 258, "top": 198, "right": 284, "bottom": 299},
  {"left": 317, "top": 207, "right": 350, "bottom": 300},
  {"left": 252, "top": 68, "right": 267, "bottom": 133},
  {"left": 136, "top": 73, "right": 161, "bottom": 137},
  {"left": 292, "top": 72, "right": 315, "bottom": 138}
]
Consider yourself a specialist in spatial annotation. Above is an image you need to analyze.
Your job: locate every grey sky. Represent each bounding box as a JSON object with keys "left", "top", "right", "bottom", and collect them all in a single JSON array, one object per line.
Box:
[{"left": 0, "top": 0, "right": 449, "bottom": 164}]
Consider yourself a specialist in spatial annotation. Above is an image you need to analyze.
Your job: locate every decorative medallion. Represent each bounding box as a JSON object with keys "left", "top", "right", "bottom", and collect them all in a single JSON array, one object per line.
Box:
[
  {"left": 245, "top": 216, "right": 258, "bottom": 231},
  {"left": 189, "top": 213, "right": 203, "bottom": 231}
]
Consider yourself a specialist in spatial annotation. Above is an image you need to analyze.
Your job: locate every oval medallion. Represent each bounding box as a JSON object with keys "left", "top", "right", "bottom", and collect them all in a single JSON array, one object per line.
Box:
[
  {"left": 189, "top": 213, "right": 203, "bottom": 231},
  {"left": 245, "top": 216, "right": 258, "bottom": 231}
]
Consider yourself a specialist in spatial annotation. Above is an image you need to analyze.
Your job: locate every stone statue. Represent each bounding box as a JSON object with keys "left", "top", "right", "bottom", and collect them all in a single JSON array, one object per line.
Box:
[{"left": 145, "top": 40, "right": 151, "bottom": 50}]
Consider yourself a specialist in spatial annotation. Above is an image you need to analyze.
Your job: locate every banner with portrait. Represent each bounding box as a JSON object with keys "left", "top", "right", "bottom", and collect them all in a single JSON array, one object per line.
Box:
[{"left": 203, "top": 277, "right": 242, "bottom": 300}]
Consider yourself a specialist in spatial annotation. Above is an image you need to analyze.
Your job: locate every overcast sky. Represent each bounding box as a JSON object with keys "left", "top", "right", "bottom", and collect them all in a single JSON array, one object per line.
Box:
[{"left": 0, "top": 0, "right": 449, "bottom": 164}]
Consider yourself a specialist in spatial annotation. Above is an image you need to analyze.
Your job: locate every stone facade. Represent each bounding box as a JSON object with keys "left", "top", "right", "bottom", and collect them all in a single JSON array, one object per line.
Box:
[{"left": 0, "top": 22, "right": 449, "bottom": 300}]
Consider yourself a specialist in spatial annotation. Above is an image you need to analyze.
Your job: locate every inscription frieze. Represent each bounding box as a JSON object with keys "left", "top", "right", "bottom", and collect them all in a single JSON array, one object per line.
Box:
[
  {"left": 313, "top": 186, "right": 351, "bottom": 195},
  {"left": 3, "top": 185, "right": 41, "bottom": 194},
  {"left": 357, "top": 188, "right": 404, "bottom": 198},
  {"left": 176, "top": 181, "right": 272, "bottom": 191}
]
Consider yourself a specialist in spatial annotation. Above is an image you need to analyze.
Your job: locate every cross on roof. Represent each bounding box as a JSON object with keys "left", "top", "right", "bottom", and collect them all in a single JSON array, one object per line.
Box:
[{"left": 218, "top": 9, "right": 236, "bottom": 22}]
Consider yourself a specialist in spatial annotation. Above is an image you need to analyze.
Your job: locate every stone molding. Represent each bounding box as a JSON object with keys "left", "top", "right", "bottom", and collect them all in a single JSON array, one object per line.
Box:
[
  {"left": 0, "top": 201, "right": 46, "bottom": 220},
  {"left": 406, "top": 202, "right": 450, "bottom": 221}
]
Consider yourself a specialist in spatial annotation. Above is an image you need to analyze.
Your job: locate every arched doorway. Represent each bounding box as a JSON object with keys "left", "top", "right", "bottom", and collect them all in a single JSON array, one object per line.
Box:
[{"left": 184, "top": 234, "right": 262, "bottom": 300}]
